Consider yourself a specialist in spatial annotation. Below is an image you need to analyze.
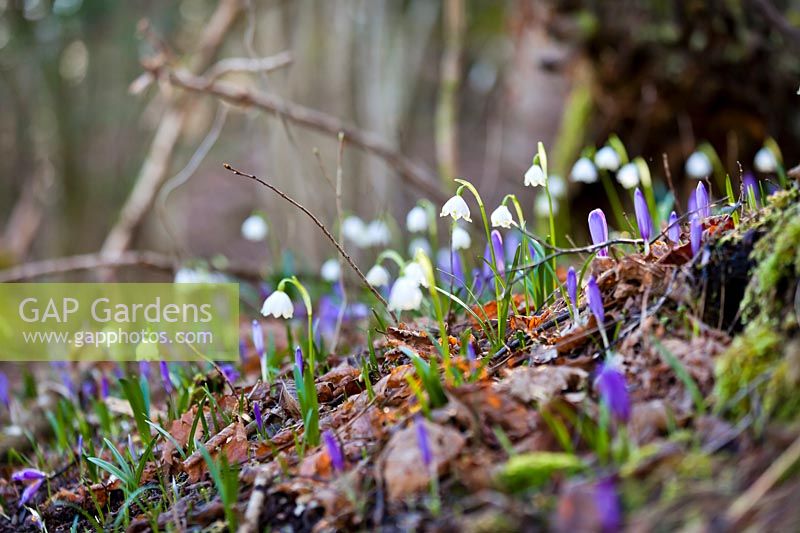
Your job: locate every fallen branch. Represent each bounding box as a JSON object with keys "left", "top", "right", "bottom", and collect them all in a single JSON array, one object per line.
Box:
[{"left": 159, "top": 68, "right": 446, "bottom": 202}]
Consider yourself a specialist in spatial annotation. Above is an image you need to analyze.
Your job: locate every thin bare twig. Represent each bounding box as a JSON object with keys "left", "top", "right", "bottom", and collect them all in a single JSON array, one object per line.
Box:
[
  {"left": 223, "top": 163, "right": 399, "bottom": 323},
  {"left": 204, "top": 51, "right": 292, "bottom": 80},
  {"left": 158, "top": 68, "right": 446, "bottom": 202}
]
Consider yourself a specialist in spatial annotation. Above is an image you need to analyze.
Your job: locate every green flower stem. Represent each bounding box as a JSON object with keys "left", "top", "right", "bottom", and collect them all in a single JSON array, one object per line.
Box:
[
  {"left": 537, "top": 142, "right": 558, "bottom": 293},
  {"left": 279, "top": 276, "right": 314, "bottom": 372},
  {"left": 454, "top": 179, "right": 502, "bottom": 302},
  {"left": 503, "top": 194, "right": 531, "bottom": 315},
  {"left": 376, "top": 250, "right": 407, "bottom": 270}
]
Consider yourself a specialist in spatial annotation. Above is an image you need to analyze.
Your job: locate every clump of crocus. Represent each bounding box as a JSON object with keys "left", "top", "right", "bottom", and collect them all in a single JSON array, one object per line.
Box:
[
  {"left": 695, "top": 181, "right": 710, "bottom": 218},
  {"left": 588, "top": 209, "right": 609, "bottom": 256},
  {"left": 12, "top": 468, "right": 47, "bottom": 506},
  {"left": 667, "top": 211, "right": 680, "bottom": 244},
  {"left": 595, "top": 360, "right": 630, "bottom": 423},
  {"left": 690, "top": 216, "right": 703, "bottom": 257},
  {"left": 566, "top": 266, "right": 578, "bottom": 319},
  {"left": 634, "top": 188, "right": 653, "bottom": 254},
  {"left": 323, "top": 430, "right": 345, "bottom": 473},
  {"left": 586, "top": 275, "right": 609, "bottom": 348}
]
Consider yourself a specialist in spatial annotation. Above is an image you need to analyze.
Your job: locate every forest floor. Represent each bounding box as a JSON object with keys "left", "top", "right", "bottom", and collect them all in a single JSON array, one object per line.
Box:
[{"left": 2, "top": 188, "right": 800, "bottom": 532}]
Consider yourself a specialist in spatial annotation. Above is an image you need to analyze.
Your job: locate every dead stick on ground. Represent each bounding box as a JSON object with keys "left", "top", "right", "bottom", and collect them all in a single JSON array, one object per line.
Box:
[
  {"left": 238, "top": 468, "right": 270, "bottom": 533},
  {"left": 223, "top": 163, "right": 399, "bottom": 323}
]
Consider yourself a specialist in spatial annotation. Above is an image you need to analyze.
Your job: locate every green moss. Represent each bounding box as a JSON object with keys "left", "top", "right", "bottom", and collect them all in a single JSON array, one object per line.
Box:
[
  {"left": 715, "top": 189, "right": 800, "bottom": 421},
  {"left": 497, "top": 452, "right": 585, "bottom": 492}
]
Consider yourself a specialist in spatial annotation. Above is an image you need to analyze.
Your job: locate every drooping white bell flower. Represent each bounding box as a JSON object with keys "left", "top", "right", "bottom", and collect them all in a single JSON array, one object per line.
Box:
[
  {"left": 342, "top": 216, "right": 368, "bottom": 247},
  {"left": 403, "top": 261, "right": 429, "bottom": 288},
  {"left": 569, "top": 157, "right": 598, "bottom": 184},
  {"left": 365, "top": 220, "right": 391, "bottom": 247},
  {"left": 439, "top": 195, "right": 472, "bottom": 222},
  {"left": 524, "top": 163, "right": 546, "bottom": 187},
  {"left": 365, "top": 264, "right": 390, "bottom": 287},
  {"left": 535, "top": 194, "right": 559, "bottom": 217},
  {"left": 260, "top": 290, "right": 294, "bottom": 319},
  {"left": 685, "top": 151, "right": 712, "bottom": 179},
  {"left": 594, "top": 146, "right": 621, "bottom": 171},
  {"left": 406, "top": 206, "right": 428, "bottom": 233},
  {"left": 754, "top": 147, "right": 778, "bottom": 173},
  {"left": 616, "top": 162, "right": 639, "bottom": 189},
  {"left": 408, "top": 238, "right": 432, "bottom": 257},
  {"left": 388, "top": 276, "right": 424, "bottom": 312},
  {"left": 548, "top": 175, "right": 567, "bottom": 198},
  {"left": 320, "top": 259, "right": 341, "bottom": 282},
  {"left": 451, "top": 226, "right": 471, "bottom": 250},
  {"left": 490, "top": 205, "right": 516, "bottom": 228},
  {"left": 241, "top": 215, "right": 268, "bottom": 242}
]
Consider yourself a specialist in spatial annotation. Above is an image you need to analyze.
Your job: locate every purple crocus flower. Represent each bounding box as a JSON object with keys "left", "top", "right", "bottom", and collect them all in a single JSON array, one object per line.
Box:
[
  {"left": 52, "top": 362, "right": 75, "bottom": 398},
  {"left": 466, "top": 343, "right": 477, "bottom": 362},
  {"left": 139, "top": 361, "right": 151, "bottom": 380},
  {"left": 219, "top": 363, "right": 239, "bottom": 383},
  {"left": 490, "top": 230, "right": 505, "bottom": 276},
  {"left": 695, "top": 182, "right": 710, "bottom": 219},
  {"left": 595, "top": 362, "right": 630, "bottom": 423},
  {"left": 19, "top": 479, "right": 44, "bottom": 507},
  {"left": 253, "top": 402, "right": 263, "bottom": 434},
  {"left": 743, "top": 172, "right": 759, "bottom": 206},
  {"left": 251, "top": 320, "right": 265, "bottom": 361},
  {"left": 687, "top": 193, "right": 697, "bottom": 216},
  {"left": 566, "top": 266, "right": 578, "bottom": 316},
  {"left": 159, "top": 361, "right": 173, "bottom": 395},
  {"left": 690, "top": 216, "right": 703, "bottom": 257},
  {"left": 295, "top": 346, "right": 304, "bottom": 375},
  {"left": 76, "top": 434, "right": 83, "bottom": 457},
  {"left": 594, "top": 477, "right": 622, "bottom": 532},
  {"left": 0, "top": 372, "right": 9, "bottom": 409},
  {"left": 528, "top": 243, "right": 538, "bottom": 263},
  {"left": 127, "top": 435, "right": 138, "bottom": 461},
  {"left": 323, "top": 430, "right": 345, "bottom": 472},
  {"left": 585, "top": 275, "right": 604, "bottom": 327},
  {"left": 12, "top": 468, "right": 46, "bottom": 482},
  {"left": 588, "top": 209, "right": 609, "bottom": 256},
  {"left": 81, "top": 379, "right": 96, "bottom": 400},
  {"left": 415, "top": 416, "right": 433, "bottom": 469},
  {"left": 667, "top": 211, "right": 680, "bottom": 244},
  {"left": 436, "top": 248, "right": 465, "bottom": 288},
  {"left": 634, "top": 188, "right": 653, "bottom": 242},
  {"left": 504, "top": 231, "right": 521, "bottom": 263},
  {"left": 100, "top": 375, "right": 110, "bottom": 400}
]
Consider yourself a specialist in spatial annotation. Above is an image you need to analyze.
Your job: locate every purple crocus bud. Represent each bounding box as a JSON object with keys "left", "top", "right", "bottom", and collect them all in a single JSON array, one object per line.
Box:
[
  {"left": 634, "top": 188, "right": 653, "bottom": 242},
  {"left": 159, "top": 361, "right": 173, "bottom": 395},
  {"left": 52, "top": 362, "right": 75, "bottom": 398},
  {"left": 0, "top": 372, "right": 9, "bottom": 409},
  {"left": 690, "top": 216, "right": 703, "bottom": 257},
  {"left": 81, "top": 379, "right": 96, "bottom": 400},
  {"left": 528, "top": 243, "right": 538, "bottom": 263},
  {"left": 594, "top": 477, "right": 622, "bottom": 532},
  {"left": 566, "top": 267, "right": 578, "bottom": 315},
  {"left": 466, "top": 343, "right": 477, "bottom": 362},
  {"left": 695, "top": 182, "right": 710, "bottom": 219},
  {"left": 295, "top": 346, "right": 304, "bottom": 376},
  {"left": 504, "top": 231, "right": 521, "bottom": 262},
  {"left": 251, "top": 320, "right": 265, "bottom": 360},
  {"left": 19, "top": 478, "right": 44, "bottom": 507},
  {"left": 585, "top": 275, "right": 604, "bottom": 327},
  {"left": 595, "top": 362, "right": 630, "bottom": 423},
  {"left": 667, "top": 211, "right": 680, "bottom": 244},
  {"left": 100, "top": 375, "right": 110, "bottom": 400},
  {"left": 127, "top": 435, "right": 138, "bottom": 461},
  {"left": 253, "top": 402, "right": 263, "bottom": 434},
  {"left": 139, "top": 361, "right": 151, "bottom": 379},
  {"left": 323, "top": 430, "right": 345, "bottom": 472},
  {"left": 471, "top": 267, "right": 484, "bottom": 295},
  {"left": 687, "top": 193, "right": 697, "bottom": 216},
  {"left": 588, "top": 209, "right": 609, "bottom": 256},
  {"left": 76, "top": 434, "right": 83, "bottom": 457},
  {"left": 491, "top": 230, "right": 505, "bottom": 276},
  {"left": 219, "top": 363, "right": 239, "bottom": 383},
  {"left": 415, "top": 416, "right": 433, "bottom": 469},
  {"left": 239, "top": 339, "right": 247, "bottom": 360},
  {"left": 743, "top": 172, "right": 759, "bottom": 206},
  {"left": 12, "top": 468, "right": 46, "bottom": 482}
]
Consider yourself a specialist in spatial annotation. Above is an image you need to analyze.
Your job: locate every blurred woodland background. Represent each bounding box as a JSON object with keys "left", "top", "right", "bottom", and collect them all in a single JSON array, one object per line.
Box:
[{"left": 1, "top": 0, "right": 799, "bottom": 275}]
